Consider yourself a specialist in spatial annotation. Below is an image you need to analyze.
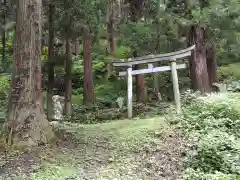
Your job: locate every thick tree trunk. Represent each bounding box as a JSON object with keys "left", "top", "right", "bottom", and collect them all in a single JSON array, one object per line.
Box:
[
  {"left": 153, "top": 69, "right": 162, "bottom": 100},
  {"left": 107, "top": 10, "right": 116, "bottom": 56},
  {"left": 74, "top": 38, "right": 80, "bottom": 55},
  {"left": 6, "top": 0, "right": 55, "bottom": 149},
  {"left": 47, "top": 3, "right": 55, "bottom": 121},
  {"left": 107, "top": 0, "right": 121, "bottom": 55},
  {"left": 156, "top": 0, "right": 161, "bottom": 52},
  {"left": 134, "top": 52, "right": 147, "bottom": 103},
  {"left": 135, "top": 70, "right": 147, "bottom": 102},
  {"left": 153, "top": 0, "right": 162, "bottom": 100},
  {"left": 106, "top": 2, "right": 116, "bottom": 79},
  {"left": 206, "top": 41, "right": 218, "bottom": 85},
  {"left": 64, "top": 33, "right": 72, "bottom": 116},
  {"left": 94, "top": 9, "right": 101, "bottom": 46},
  {"left": 188, "top": 25, "right": 211, "bottom": 93},
  {"left": 153, "top": 72, "right": 159, "bottom": 93},
  {"left": 69, "top": 39, "right": 75, "bottom": 55},
  {"left": 83, "top": 27, "right": 94, "bottom": 106},
  {"left": 60, "top": 38, "right": 66, "bottom": 54},
  {"left": 130, "top": 2, "right": 147, "bottom": 103},
  {"left": 1, "top": 0, "right": 6, "bottom": 72}
]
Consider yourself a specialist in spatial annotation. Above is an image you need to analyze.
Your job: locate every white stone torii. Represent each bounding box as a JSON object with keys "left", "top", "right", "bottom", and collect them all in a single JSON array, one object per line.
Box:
[{"left": 112, "top": 45, "right": 195, "bottom": 119}]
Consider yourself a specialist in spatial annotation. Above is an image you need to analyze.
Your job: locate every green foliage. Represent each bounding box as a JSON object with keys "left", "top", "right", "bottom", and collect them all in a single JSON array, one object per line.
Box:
[
  {"left": 218, "top": 63, "right": 240, "bottom": 82},
  {"left": 71, "top": 105, "right": 124, "bottom": 124},
  {"left": 0, "top": 74, "right": 10, "bottom": 122},
  {"left": 26, "top": 117, "right": 168, "bottom": 179},
  {"left": 0, "top": 74, "right": 10, "bottom": 105},
  {"left": 178, "top": 92, "right": 240, "bottom": 178},
  {"left": 228, "top": 81, "right": 240, "bottom": 92},
  {"left": 41, "top": 46, "right": 48, "bottom": 61},
  {"left": 183, "top": 168, "right": 240, "bottom": 180},
  {"left": 0, "top": 31, "right": 14, "bottom": 69},
  {"left": 70, "top": 100, "right": 168, "bottom": 124}
]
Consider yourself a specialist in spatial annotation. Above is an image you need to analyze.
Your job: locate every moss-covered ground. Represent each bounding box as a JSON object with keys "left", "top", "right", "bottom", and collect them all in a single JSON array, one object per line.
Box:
[{"left": 0, "top": 117, "right": 188, "bottom": 180}]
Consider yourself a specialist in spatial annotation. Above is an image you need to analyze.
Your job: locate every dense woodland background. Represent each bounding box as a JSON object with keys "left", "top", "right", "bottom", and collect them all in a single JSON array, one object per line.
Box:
[
  {"left": 1, "top": 0, "right": 240, "bottom": 179},
  {"left": 1, "top": 0, "right": 240, "bottom": 122}
]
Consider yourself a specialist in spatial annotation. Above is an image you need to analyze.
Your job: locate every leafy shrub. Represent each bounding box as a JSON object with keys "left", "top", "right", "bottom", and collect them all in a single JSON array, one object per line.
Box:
[
  {"left": 218, "top": 63, "right": 240, "bottom": 82},
  {"left": 0, "top": 75, "right": 10, "bottom": 106},
  {"left": 228, "top": 80, "right": 240, "bottom": 92},
  {"left": 182, "top": 168, "right": 239, "bottom": 180},
  {"left": 0, "top": 74, "right": 10, "bottom": 122},
  {"left": 71, "top": 102, "right": 167, "bottom": 124},
  {"left": 178, "top": 91, "right": 240, "bottom": 178},
  {"left": 71, "top": 104, "right": 126, "bottom": 124}
]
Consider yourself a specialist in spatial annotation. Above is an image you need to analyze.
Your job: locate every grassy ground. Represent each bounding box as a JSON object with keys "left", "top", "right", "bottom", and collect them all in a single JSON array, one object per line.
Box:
[
  {"left": 0, "top": 116, "right": 188, "bottom": 180},
  {"left": 2, "top": 93, "right": 240, "bottom": 179}
]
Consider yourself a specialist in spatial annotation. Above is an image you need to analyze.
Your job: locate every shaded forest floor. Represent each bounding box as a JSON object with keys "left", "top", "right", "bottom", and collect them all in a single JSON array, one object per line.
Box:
[{"left": 0, "top": 117, "right": 189, "bottom": 180}]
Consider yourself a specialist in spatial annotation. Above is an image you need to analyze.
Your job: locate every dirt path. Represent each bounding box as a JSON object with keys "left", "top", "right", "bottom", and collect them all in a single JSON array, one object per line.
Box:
[{"left": 0, "top": 122, "right": 189, "bottom": 179}]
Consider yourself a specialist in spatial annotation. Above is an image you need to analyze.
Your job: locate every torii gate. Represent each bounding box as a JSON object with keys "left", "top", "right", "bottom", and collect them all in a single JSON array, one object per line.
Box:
[{"left": 112, "top": 45, "right": 195, "bottom": 118}]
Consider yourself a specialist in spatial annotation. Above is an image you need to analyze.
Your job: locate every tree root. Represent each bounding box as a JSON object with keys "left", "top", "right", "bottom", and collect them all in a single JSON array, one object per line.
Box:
[{"left": 6, "top": 105, "right": 55, "bottom": 150}]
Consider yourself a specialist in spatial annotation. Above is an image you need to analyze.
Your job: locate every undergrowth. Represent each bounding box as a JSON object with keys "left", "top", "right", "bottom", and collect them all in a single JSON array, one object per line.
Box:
[
  {"left": 176, "top": 91, "right": 240, "bottom": 180},
  {"left": 28, "top": 117, "right": 170, "bottom": 179},
  {"left": 71, "top": 102, "right": 169, "bottom": 124}
]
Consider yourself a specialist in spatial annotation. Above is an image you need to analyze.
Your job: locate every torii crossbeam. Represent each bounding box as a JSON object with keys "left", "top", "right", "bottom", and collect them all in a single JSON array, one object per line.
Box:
[{"left": 112, "top": 45, "right": 195, "bottom": 118}]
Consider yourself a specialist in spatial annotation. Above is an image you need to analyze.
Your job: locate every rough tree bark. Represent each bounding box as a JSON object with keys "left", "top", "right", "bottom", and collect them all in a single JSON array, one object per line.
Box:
[
  {"left": 6, "top": 0, "right": 55, "bottom": 149},
  {"left": 206, "top": 41, "right": 218, "bottom": 85},
  {"left": 83, "top": 26, "right": 94, "bottom": 106},
  {"left": 153, "top": 0, "right": 162, "bottom": 100},
  {"left": 106, "top": 0, "right": 121, "bottom": 79},
  {"left": 129, "top": 0, "right": 147, "bottom": 103},
  {"left": 74, "top": 38, "right": 80, "bottom": 55},
  {"left": 188, "top": 25, "right": 211, "bottom": 93},
  {"left": 107, "top": 2, "right": 116, "bottom": 56},
  {"left": 47, "top": 3, "right": 55, "bottom": 121},
  {"left": 64, "top": 32, "right": 72, "bottom": 116}
]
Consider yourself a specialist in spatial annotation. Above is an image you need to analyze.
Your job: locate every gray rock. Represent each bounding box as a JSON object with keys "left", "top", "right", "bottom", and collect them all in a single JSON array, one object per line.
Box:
[{"left": 52, "top": 95, "right": 65, "bottom": 120}]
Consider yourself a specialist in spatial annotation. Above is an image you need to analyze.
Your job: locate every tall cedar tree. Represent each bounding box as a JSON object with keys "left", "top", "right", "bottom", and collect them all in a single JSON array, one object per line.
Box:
[
  {"left": 129, "top": 0, "right": 147, "bottom": 102},
  {"left": 153, "top": 0, "right": 162, "bottom": 99},
  {"left": 188, "top": 25, "right": 211, "bottom": 92},
  {"left": 204, "top": 28, "right": 218, "bottom": 85},
  {"left": 64, "top": 32, "right": 72, "bottom": 116},
  {"left": 106, "top": 0, "right": 121, "bottom": 79},
  {"left": 206, "top": 40, "right": 218, "bottom": 85},
  {"left": 83, "top": 26, "right": 95, "bottom": 106},
  {"left": 186, "top": 0, "right": 211, "bottom": 92},
  {"left": 107, "top": 1, "right": 116, "bottom": 56},
  {"left": 7, "top": 0, "right": 54, "bottom": 148},
  {"left": 47, "top": 3, "right": 55, "bottom": 120},
  {"left": 74, "top": 38, "right": 80, "bottom": 55},
  {"left": 106, "top": 1, "right": 115, "bottom": 79}
]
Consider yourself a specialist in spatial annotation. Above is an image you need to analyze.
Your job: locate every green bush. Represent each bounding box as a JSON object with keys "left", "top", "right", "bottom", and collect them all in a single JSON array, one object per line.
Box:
[
  {"left": 0, "top": 74, "right": 10, "bottom": 122},
  {"left": 178, "top": 92, "right": 240, "bottom": 178},
  {"left": 71, "top": 102, "right": 167, "bottom": 124},
  {"left": 218, "top": 63, "right": 240, "bottom": 82},
  {"left": 0, "top": 74, "right": 10, "bottom": 104},
  {"left": 183, "top": 168, "right": 240, "bottom": 180},
  {"left": 228, "top": 80, "right": 240, "bottom": 92}
]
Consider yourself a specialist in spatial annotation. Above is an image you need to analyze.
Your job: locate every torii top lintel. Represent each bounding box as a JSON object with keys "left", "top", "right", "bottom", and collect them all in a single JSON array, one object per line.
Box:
[{"left": 112, "top": 45, "right": 195, "bottom": 67}]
